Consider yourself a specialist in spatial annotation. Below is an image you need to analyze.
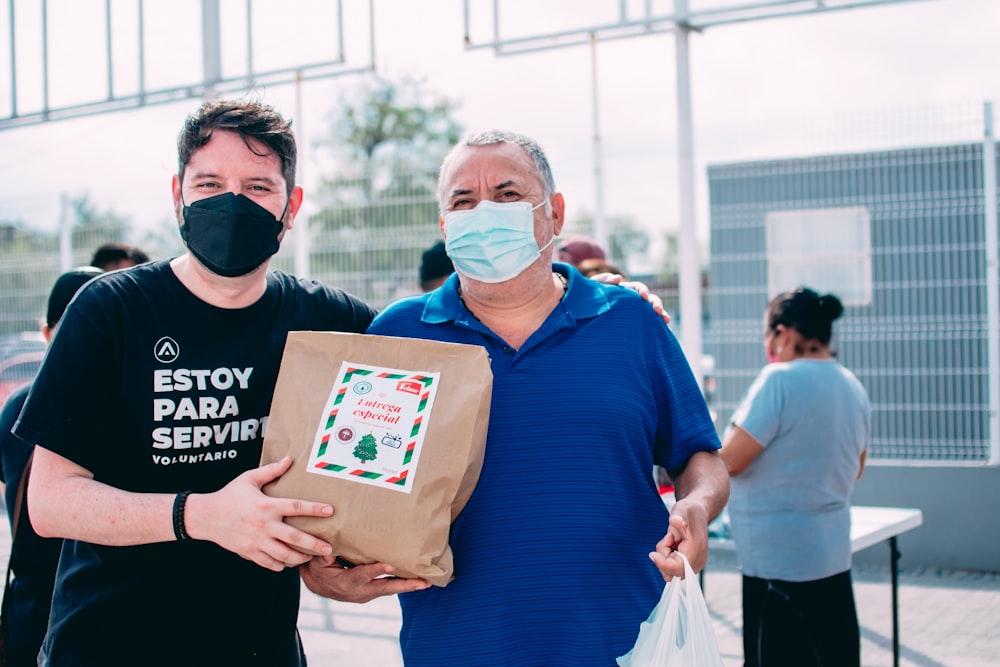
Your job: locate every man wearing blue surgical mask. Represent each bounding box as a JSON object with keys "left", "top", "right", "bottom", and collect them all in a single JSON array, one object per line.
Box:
[{"left": 302, "top": 130, "right": 731, "bottom": 666}]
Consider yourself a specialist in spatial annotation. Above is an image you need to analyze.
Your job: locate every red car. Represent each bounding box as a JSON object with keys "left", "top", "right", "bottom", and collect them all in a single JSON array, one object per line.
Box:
[{"left": 0, "top": 351, "right": 45, "bottom": 407}]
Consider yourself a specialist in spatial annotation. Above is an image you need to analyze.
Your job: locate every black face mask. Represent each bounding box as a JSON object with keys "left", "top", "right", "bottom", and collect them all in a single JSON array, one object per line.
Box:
[{"left": 180, "top": 192, "right": 285, "bottom": 277}]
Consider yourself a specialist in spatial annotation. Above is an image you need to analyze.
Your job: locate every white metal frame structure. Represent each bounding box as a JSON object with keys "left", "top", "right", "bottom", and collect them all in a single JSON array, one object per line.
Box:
[
  {"left": 463, "top": 0, "right": 929, "bottom": 389},
  {"left": 1, "top": 0, "right": 375, "bottom": 131},
  {"left": 983, "top": 102, "right": 999, "bottom": 464}
]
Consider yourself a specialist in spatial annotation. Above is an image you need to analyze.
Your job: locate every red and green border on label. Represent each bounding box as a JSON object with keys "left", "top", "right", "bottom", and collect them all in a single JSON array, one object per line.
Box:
[{"left": 314, "top": 367, "right": 435, "bottom": 487}]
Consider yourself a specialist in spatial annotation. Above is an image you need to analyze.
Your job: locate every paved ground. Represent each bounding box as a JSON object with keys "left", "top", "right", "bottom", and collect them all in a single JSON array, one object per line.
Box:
[
  {"left": 297, "top": 548, "right": 1000, "bottom": 666},
  {"left": 4, "top": 527, "right": 998, "bottom": 665}
]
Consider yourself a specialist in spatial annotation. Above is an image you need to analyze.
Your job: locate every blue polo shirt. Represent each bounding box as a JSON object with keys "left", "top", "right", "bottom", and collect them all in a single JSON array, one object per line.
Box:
[{"left": 367, "top": 263, "right": 720, "bottom": 666}]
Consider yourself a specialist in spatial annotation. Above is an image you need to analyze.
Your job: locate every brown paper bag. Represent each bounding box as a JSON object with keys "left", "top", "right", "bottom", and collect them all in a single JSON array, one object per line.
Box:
[{"left": 260, "top": 331, "right": 492, "bottom": 586}]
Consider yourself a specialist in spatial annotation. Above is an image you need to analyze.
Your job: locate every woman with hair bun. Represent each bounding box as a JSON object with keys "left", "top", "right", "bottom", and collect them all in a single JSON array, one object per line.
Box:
[{"left": 721, "top": 287, "right": 871, "bottom": 667}]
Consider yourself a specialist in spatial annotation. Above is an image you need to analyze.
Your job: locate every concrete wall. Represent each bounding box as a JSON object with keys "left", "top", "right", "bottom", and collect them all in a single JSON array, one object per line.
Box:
[{"left": 849, "top": 464, "right": 1000, "bottom": 572}]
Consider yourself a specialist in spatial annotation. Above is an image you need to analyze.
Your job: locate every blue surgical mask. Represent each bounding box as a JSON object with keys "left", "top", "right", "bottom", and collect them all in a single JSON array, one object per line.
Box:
[{"left": 443, "top": 200, "right": 551, "bottom": 283}]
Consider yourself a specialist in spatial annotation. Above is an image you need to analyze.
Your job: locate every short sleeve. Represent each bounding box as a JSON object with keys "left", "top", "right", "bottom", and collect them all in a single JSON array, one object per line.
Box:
[
  {"left": 730, "top": 366, "right": 785, "bottom": 448},
  {"left": 13, "top": 286, "right": 121, "bottom": 472},
  {"left": 646, "top": 315, "right": 721, "bottom": 470}
]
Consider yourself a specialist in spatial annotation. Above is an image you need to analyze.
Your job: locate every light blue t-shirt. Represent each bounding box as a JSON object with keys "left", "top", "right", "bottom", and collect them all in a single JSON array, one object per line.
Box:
[{"left": 727, "top": 359, "right": 871, "bottom": 581}]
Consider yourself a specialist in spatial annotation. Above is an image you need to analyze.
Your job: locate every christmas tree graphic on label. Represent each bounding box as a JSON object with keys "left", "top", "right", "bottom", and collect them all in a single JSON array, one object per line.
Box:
[{"left": 307, "top": 360, "right": 439, "bottom": 493}]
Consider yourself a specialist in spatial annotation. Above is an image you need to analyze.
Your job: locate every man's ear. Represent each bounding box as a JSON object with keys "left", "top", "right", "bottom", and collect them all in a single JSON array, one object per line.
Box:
[
  {"left": 171, "top": 174, "right": 183, "bottom": 223},
  {"left": 550, "top": 192, "right": 566, "bottom": 237},
  {"left": 282, "top": 185, "right": 305, "bottom": 230}
]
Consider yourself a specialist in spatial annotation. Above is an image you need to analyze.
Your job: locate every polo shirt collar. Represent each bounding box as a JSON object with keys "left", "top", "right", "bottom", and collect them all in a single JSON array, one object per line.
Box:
[
  {"left": 421, "top": 262, "right": 611, "bottom": 325},
  {"left": 556, "top": 262, "right": 612, "bottom": 320}
]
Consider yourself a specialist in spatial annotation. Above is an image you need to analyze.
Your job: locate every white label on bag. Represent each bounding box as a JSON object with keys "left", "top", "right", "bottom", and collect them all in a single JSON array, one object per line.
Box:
[{"left": 306, "top": 360, "right": 440, "bottom": 494}]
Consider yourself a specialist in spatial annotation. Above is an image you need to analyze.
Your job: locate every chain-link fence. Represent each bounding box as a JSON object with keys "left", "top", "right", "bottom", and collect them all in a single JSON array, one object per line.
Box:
[
  {"left": 3, "top": 101, "right": 997, "bottom": 465},
  {"left": 705, "top": 102, "right": 999, "bottom": 465}
]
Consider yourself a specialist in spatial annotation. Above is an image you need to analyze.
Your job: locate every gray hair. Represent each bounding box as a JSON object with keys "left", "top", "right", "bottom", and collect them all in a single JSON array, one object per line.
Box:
[{"left": 437, "top": 129, "right": 556, "bottom": 214}]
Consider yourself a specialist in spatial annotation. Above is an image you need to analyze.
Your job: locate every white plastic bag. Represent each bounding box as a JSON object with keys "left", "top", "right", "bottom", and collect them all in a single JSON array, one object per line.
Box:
[{"left": 617, "top": 553, "right": 725, "bottom": 667}]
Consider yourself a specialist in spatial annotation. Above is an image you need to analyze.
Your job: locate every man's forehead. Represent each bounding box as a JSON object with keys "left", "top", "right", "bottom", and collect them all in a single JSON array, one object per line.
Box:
[
  {"left": 194, "top": 130, "right": 277, "bottom": 162},
  {"left": 445, "top": 143, "right": 537, "bottom": 188},
  {"left": 186, "top": 130, "right": 283, "bottom": 178}
]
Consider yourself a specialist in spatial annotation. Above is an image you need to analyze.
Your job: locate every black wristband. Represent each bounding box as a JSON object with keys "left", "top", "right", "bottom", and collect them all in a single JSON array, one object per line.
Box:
[{"left": 172, "top": 491, "right": 192, "bottom": 541}]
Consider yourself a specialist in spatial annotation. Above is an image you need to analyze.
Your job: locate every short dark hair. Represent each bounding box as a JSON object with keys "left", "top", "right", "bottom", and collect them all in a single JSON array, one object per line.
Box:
[
  {"left": 419, "top": 240, "right": 454, "bottom": 291},
  {"left": 89, "top": 242, "right": 150, "bottom": 271},
  {"left": 47, "top": 267, "right": 104, "bottom": 328},
  {"left": 765, "top": 287, "right": 844, "bottom": 346},
  {"left": 177, "top": 99, "right": 297, "bottom": 196}
]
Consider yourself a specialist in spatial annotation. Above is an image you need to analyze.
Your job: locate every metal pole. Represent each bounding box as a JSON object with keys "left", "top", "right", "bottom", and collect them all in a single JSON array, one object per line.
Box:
[
  {"left": 674, "top": 0, "right": 704, "bottom": 388},
  {"left": 982, "top": 100, "right": 999, "bottom": 464},
  {"left": 138, "top": 0, "right": 146, "bottom": 100},
  {"left": 492, "top": 0, "right": 500, "bottom": 55},
  {"left": 889, "top": 536, "right": 901, "bottom": 667},
  {"left": 105, "top": 0, "right": 113, "bottom": 99},
  {"left": 7, "top": 0, "right": 15, "bottom": 116},
  {"left": 293, "top": 71, "right": 311, "bottom": 279},
  {"left": 201, "top": 0, "right": 221, "bottom": 98},
  {"left": 590, "top": 33, "right": 607, "bottom": 254},
  {"left": 41, "top": 0, "right": 49, "bottom": 116},
  {"left": 366, "top": 0, "right": 375, "bottom": 70},
  {"left": 245, "top": 0, "right": 254, "bottom": 85},
  {"left": 59, "top": 193, "right": 72, "bottom": 272}
]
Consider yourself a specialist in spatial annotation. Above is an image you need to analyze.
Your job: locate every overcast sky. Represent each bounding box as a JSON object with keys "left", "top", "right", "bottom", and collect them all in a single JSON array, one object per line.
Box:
[{"left": 1, "top": 0, "right": 998, "bottom": 263}]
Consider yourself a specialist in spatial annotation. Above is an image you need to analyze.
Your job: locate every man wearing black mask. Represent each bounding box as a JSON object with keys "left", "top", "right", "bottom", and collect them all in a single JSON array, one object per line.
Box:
[{"left": 15, "top": 99, "right": 429, "bottom": 667}]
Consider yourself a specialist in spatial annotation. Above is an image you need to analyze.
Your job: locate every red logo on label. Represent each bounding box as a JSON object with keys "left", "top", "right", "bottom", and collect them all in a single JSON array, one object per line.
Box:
[{"left": 396, "top": 380, "right": 422, "bottom": 395}]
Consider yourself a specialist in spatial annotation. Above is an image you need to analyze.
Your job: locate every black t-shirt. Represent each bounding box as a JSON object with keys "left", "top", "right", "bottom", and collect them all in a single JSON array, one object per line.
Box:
[{"left": 14, "top": 260, "right": 377, "bottom": 666}]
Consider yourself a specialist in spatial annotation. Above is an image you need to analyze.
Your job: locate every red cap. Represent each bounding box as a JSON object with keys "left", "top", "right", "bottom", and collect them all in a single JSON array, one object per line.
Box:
[{"left": 556, "top": 236, "right": 606, "bottom": 267}]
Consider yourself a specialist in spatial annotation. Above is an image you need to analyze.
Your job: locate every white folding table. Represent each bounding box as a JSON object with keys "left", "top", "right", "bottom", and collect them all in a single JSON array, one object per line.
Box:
[{"left": 705, "top": 505, "right": 924, "bottom": 667}]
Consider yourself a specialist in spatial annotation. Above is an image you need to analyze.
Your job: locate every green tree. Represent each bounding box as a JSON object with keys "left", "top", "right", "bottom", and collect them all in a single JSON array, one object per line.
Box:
[
  {"left": 135, "top": 214, "right": 185, "bottom": 261},
  {"left": 0, "top": 220, "right": 58, "bottom": 334},
  {"left": 353, "top": 432, "right": 379, "bottom": 463},
  {"left": 321, "top": 74, "right": 463, "bottom": 211},
  {"left": 568, "top": 213, "right": 653, "bottom": 275},
  {"left": 309, "top": 76, "right": 464, "bottom": 302},
  {"left": 69, "top": 194, "right": 131, "bottom": 250},
  {"left": 0, "top": 196, "right": 137, "bottom": 335},
  {"left": 0, "top": 220, "right": 56, "bottom": 258},
  {"left": 607, "top": 218, "right": 651, "bottom": 271}
]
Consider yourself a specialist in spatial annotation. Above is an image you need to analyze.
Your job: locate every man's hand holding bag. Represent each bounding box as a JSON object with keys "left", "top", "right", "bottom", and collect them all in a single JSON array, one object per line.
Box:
[{"left": 260, "top": 331, "right": 492, "bottom": 587}]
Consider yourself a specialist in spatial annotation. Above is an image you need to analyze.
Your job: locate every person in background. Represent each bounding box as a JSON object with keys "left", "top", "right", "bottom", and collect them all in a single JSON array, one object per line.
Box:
[
  {"left": 0, "top": 266, "right": 103, "bottom": 667},
  {"left": 301, "top": 129, "right": 729, "bottom": 666},
  {"left": 556, "top": 234, "right": 606, "bottom": 268},
  {"left": 720, "top": 287, "right": 871, "bottom": 667},
  {"left": 418, "top": 239, "right": 454, "bottom": 292},
  {"left": 577, "top": 257, "right": 626, "bottom": 279},
  {"left": 14, "top": 99, "right": 425, "bottom": 667},
  {"left": 88, "top": 242, "right": 150, "bottom": 271}
]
